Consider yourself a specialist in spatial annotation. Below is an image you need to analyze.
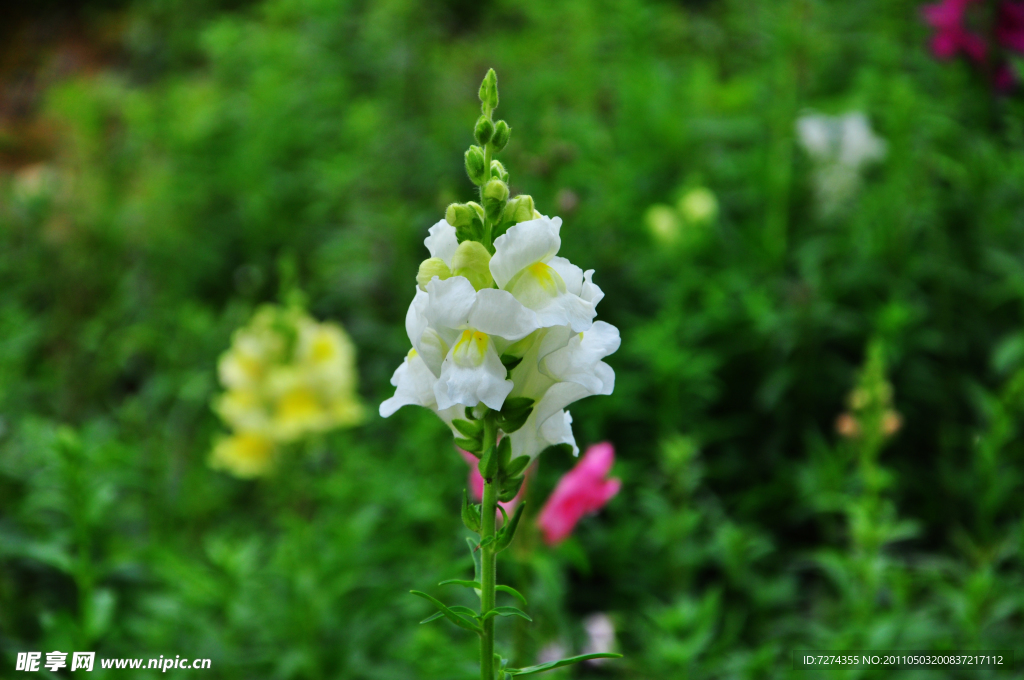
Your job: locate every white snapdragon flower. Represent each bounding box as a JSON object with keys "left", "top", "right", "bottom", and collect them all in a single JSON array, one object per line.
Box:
[
  {"left": 490, "top": 216, "right": 599, "bottom": 333},
  {"left": 503, "top": 321, "right": 620, "bottom": 460},
  {"left": 381, "top": 214, "right": 619, "bottom": 464}
]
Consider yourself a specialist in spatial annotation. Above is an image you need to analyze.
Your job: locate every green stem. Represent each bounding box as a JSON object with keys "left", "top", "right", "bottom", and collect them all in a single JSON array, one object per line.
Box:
[
  {"left": 480, "top": 416, "right": 499, "bottom": 680},
  {"left": 481, "top": 142, "right": 493, "bottom": 250}
]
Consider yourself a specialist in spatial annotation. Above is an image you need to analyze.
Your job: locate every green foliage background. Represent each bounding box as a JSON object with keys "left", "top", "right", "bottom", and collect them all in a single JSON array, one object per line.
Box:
[{"left": 2, "top": 0, "right": 1024, "bottom": 677}]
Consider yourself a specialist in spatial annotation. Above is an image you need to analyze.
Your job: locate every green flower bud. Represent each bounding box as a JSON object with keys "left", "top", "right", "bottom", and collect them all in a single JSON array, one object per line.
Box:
[
  {"left": 416, "top": 257, "right": 452, "bottom": 290},
  {"left": 482, "top": 179, "right": 509, "bottom": 222},
  {"left": 490, "top": 160, "right": 509, "bottom": 183},
  {"left": 677, "top": 187, "right": 718, "bottom": 226},
  {"left": 474, "top": 116, "right": 494, "bottom": 146},
  {"left": 451, "top": 240, "right": 494, "bottom": 291},
  {"left": 501, "top": 194, "right": 535, "bottom": 225},
  {"left": 478, "top": 68, "right": 499, "bottom": 113},
  {"left": 465, "top": 145, "right": 487, "bottom": 185},
  {"left": 644, "top": 204, "right": 680, "bottom": 246},
  {"left": 491, "top": 120, "right": 511, "bottom": 152},
  {"left": 446, "top": 201, "right": 485, "bottom": 227}
]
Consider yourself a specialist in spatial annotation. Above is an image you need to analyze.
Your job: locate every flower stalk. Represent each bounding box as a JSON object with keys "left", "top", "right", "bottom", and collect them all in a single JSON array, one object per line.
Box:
[
  {"left": 384, "top": 68, "right": 621, "bottom": 677},
  {"left": 479, "top": 415, "right": 499, "bottom": 680}
]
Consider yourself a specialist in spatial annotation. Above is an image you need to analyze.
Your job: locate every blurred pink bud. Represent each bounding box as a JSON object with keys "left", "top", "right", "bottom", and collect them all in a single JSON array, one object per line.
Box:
[
  {"left": 922, "top": 0, "right": 987, "bottom": 62},
  {"left": 536, "top": 442, "right": 621, "bottom": 546},
  {"left": 458, "top": 448, "right": 527, "bottom": 518}
]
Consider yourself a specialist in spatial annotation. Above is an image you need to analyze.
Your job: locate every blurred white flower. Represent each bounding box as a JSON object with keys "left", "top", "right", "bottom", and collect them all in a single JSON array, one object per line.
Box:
[
  {"left": 796, "top": 111, "right": 886, "bottom": 215},
  {"left": 582, "top": 612, "right": 617, "bottom": 663}
]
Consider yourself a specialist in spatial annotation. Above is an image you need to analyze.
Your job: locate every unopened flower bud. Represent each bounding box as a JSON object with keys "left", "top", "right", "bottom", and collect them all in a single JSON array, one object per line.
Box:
[
  {"left": 478, "top": 68, "right": 499, "bottom": 113},
  {"left": 474, "top": 116, "right": 494, "bottom": 145},
  {"left": 451, "top": 240, "right": 494, "bottom": 291},
  {"left": 482, "top": 179, "right": 509, "bottom": 222},
  {"left": 490, "top": 160, "right": 509, "bottom": 183},
  {"left": 644, "top": 204, "right": 680, "bottom": 245},
  {"left": 677, "top": 187, "right": 718, "bottom": 226},
  {"left": 491, "top": 120, "right": 511, "bottom": 152},
  {"left": 446, "top": 202, "right": 485, "bottom": 227},
  {"left": 465, "top": 145, "right": 487, "bottom": 184},
  {"left": 502, "top": 194, "right": 535, "bottom": 224},
  {"left": 836, "top": 413, "right": 860, "bottom": 438},
  {"left": 882, "top": 410, "right": 902, "bottom": 437},
  {"left": 417, "top": 257, "right": 453, "bottom": 290}
]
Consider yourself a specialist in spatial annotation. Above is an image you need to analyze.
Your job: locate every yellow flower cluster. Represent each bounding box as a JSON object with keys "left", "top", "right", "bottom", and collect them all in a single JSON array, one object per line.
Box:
[{"left": 210, "top": 305, "right": 363, "bottom": 477}]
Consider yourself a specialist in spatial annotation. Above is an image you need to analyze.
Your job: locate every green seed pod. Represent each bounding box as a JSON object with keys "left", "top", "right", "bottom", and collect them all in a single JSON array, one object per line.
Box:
[
  {"left": 482, "top": 179, "right": 509, "bottom": 222},
  {"left": 490, "top": 160, "right": 509, "bottom": 183},
  {"left": 451, "top": 240, "right": 494, "bottom": 290},
  {"left": 491, "top": 120, "right": 511, "bottom": 152},
  {"left": 416, "top": 257, "right": 452, "bottom": 290},
  {"left": 465, "top": 145, "right": 487, "bottom": 184},
  {"left": 474, "top": 116, "right": 494, "bottom": 146},
  {"left": 501, "top": 194, "right": 535, "bottom": 225}
]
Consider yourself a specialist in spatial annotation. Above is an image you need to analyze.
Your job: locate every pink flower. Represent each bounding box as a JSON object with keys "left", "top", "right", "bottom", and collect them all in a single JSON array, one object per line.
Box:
[
  {"left": 536, "top": 442, "right": 621, "bottom": 546},
  {"left": 997, "top": 1, "right": 1024, "bottom": 53},
  {"left": 458, "top": 448, "right": 527, "bottom": 518},
  {"left": 922, "top": 0, "right": 987, "bottom": 62}
]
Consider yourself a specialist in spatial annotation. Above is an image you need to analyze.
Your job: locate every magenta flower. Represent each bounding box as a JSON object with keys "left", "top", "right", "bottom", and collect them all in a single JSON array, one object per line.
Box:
[
  {"left": 922, "top": 0, "right": 988, "bottom": 62},
  {"left": 997, "top": 1, "right": 1024, "bottom": 52},
  {"left": 536, "top": 442, "right": 621, "bottom": 546}
]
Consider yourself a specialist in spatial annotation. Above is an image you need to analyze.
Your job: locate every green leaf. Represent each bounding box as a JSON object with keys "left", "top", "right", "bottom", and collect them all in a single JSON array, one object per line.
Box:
[
  {"left": 479, "top": 443, "right": 499, "bottom": 479},
  {"left": 467, "top": 538, "right": 482, "bottom": 586},
  {"left": 501, "top": 397, "right": 534, "bottom": 411},
  {"left": 495, "top": 437, "right": 512, "bottom": 472},
  {"left": 495, "top": 585, "right": 528, "bottom": 606},
  {"left": 409, "top": 593, "right": 481, "bottom": 634},
  {"left": 500, "top": 354, "right": 523, "bottom": 372},
  {"left": 462, "top": 489, "right": 481, "bottom": 533},
  {"left": 453, "top": 419, "right": 483, "bottom": 438},
  {"left": 409, "top": 591, "right": 483, "bottom": 634},
  {"left": 419, "top": 612, "right": 445, "bottom": 624},
  {"left": 455, "top": 437, "right": 482, "bottom": 454},
  {"left": 448, "top": 605, "right": 479, "bottom": 617},
  {"left": 504, "top": 455, "right": 529, "bottom": 478},
  {"left": 495, "top": 398, "right": 534, "bottom": 434},
  {"left": 508, "top": 654, "right": 623, "bottom": 675},
  {"left": 480, "top": 606, "right": 532, "bottom": 622},
  {"left": 439, "top": 579, "right": 482, "bottom": 589},
  {"left": 495, "top": 502, "right": 525, "bottom": 552}
]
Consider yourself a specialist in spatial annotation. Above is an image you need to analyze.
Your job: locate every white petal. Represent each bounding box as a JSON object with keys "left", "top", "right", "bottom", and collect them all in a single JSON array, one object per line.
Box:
[
  {"left": 532, "top": 293, "right": 595, "bottom": 333},
  {"left": 548, "top": 256, "right": 584, "bottom": 296},
  {"left": 414, "top": 328, "right": 448, "bottom": 377},
  {"left": 581, "top": 270, "right": 605, "bottom": 308},
  {"left": 489, "top": 216, "right": 562, "bottom": 289},
  {"left": 509, "top": 407, "right": 579, "bottom": 461},
  {"left": 405, "top": 288, "right": 429, "bottom": 346},
  {"left": 468, "top": 289, "right": 540, "bottom": 342},
  {"left": 426, "top": 276, "right": 476, "bottom": 332},
  {"left": 539, "top": 409, "right": 579, "bottom": 456},
  {"left": 540, "top": 321, "right": 620, "bottom": 391},
  {"left": 379, "top": 353, "right": 438, "bottom": 417},
  {"left": 434, "top": 341, "right": 513, "bottom": 411},
  {"left": 532, "top": 380, "right": 596, "bottom": 427},
  {"left": 424, "top": 219, "right": 459, "bottom": 266}
]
